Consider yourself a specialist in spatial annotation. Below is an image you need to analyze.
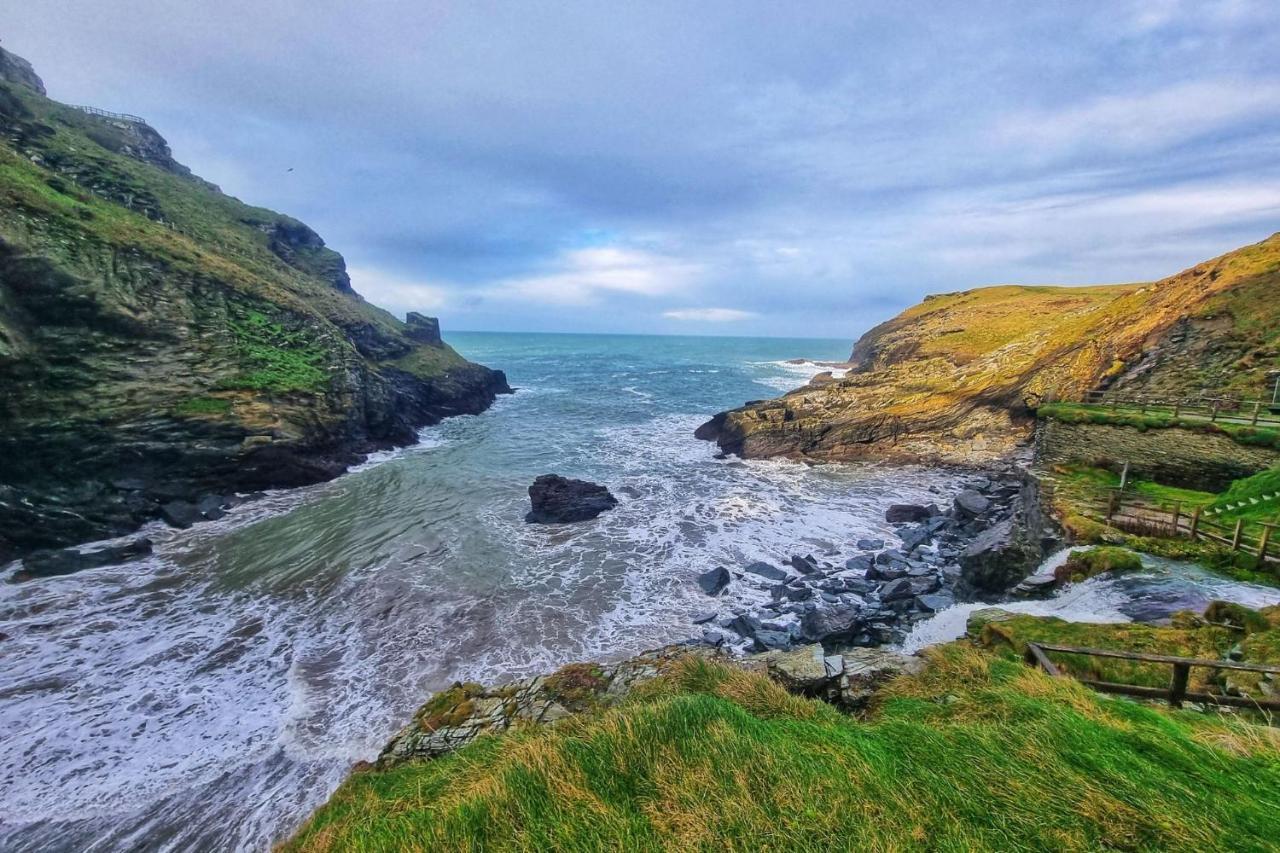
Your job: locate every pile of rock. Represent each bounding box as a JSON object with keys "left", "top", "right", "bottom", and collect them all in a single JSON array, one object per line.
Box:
[{"left": 689, "top": 465, "right": 1055, "bottom": 653}]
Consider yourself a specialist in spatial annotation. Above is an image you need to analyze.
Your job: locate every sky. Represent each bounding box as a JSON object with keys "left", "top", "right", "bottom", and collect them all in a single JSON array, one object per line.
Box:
[{"left": 5, "top": 1, "right": 1280, "bottom": 339}]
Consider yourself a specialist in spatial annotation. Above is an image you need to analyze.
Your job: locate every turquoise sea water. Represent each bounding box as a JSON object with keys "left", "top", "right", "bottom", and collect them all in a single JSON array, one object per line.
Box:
[{"left": 1, "top": 332, "right": 960, "bottom": 851}]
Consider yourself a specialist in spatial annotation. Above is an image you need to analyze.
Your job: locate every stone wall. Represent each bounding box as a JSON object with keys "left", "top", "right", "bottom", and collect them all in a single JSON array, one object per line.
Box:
[{"left": 1035, "top": 420, "right": 1279, "bottom": 492}]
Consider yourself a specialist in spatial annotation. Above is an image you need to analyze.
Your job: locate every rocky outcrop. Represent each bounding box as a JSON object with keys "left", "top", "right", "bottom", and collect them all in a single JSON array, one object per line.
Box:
[
  {"left": 697, "top": 234, "right": 1280, "bottom": 464},
  {"left": 691, "top": 462, "right": 1055, "bottom": 653},
  {"left": 377, "top": 642, "right": 922, "bottom": 767},
  {"left": 0, "top": 45, "right": 43, "bottom": 95},
  {"left": 525, "top": 475, "right": 618, "bottom": 523},
  {"left": 0, "top": 49, "right": 510, "bottom": 563}
]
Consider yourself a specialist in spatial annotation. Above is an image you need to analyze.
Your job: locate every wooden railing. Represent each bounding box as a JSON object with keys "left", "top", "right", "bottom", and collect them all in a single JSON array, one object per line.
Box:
[
  {"left": 1086, "top": 490, "right": 1280, "bottom": 571},
  {"left": 71, "top": 104, "right": 146, "bottom": 124},
  {"left": 1024, "top": 642, "right": 1280, "bottom": 711},
  {"left": 1077, "top": 390, "right": 1280, "bottom": 427}
]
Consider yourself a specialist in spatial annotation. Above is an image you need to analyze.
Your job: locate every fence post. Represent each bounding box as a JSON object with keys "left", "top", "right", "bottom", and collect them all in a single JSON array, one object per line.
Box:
[
  {"left": 1259, "top": 523, "right": 1276, "bottom": 569},
  {"left": 1168, "top": 663, "right": 1190, "bottom": 709},
  {"left": 1252, "top": 401, "right": 1262, "bottom": 426},
  {"left": 1189, "top": 508, "right": 1201, "bottom": 541},
  {"left": 1170, "top": 501, "right": 1182, "bottom": 537},
  {"left": 1106, "top": 490, "right": 1119, "bottom": 526},
  {"left": 1231, "top": 518, "right": 1245, "bottom": 552},
  {"left": 1173, "top": 400, "right": 1181, "bottom": 418},
  {"left": 1118, "top": 461, "right": 1130, "bottom": 492},
  {"left": 1211, "top": 402, "right": 1220, "bottom": 421}
]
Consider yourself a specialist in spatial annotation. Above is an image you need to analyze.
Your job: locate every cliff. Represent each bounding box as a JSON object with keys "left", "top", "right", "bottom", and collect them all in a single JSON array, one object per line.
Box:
[
  {"left": 0, "top": 47, "right": 509, "bottom": 561},
  {"left": 698, "top": 233, "right": 1280, "bottom": 464}
]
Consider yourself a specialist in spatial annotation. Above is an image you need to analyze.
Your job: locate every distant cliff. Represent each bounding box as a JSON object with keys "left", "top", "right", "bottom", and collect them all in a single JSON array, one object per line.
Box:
[
  {"left": 698, "top": 233, "right": 1280, "bottom": 463},
  {"left": 0, "top": 47, "right": 509, "bottom": 560}
]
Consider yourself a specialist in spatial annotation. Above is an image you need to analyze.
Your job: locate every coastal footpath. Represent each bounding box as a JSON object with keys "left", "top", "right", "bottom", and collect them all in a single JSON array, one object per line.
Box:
[{"left": 0, "top": 48, "right": 509, "bottom": 563}]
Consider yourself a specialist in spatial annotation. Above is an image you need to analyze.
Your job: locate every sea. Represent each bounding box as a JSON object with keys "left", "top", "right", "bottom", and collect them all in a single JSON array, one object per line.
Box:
[{"left": 2, "top": 332, "right": 1277, "bottom": 851}]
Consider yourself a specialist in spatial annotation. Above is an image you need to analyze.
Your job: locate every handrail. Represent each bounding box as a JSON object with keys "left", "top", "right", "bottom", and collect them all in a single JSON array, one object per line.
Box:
[
  {"left": 1024, "top": 641, "right": 1280, "bottom": 711},
  {"left": 70, "top": 104, "right": 146, "bottom": 124}
]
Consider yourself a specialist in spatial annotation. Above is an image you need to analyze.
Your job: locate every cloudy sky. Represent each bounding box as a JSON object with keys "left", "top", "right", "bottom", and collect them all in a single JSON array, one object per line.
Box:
[{"left": 7, "top": 1, "right": 1280, "bottom": 338}]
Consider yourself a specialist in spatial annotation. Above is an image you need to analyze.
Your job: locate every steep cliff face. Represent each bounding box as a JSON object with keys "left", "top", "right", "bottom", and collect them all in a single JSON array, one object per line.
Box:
[
  {"left": 698, "top": 233, "right": 1280, "bottom": 464},
  {"left": 0, "top": 48, "right": 509, "bottom": 560}
]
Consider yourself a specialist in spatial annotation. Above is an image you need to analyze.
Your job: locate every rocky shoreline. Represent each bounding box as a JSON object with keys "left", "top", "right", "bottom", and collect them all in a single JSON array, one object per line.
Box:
[
  {"left": 7, "top": 370, "right": 512, "bottom": 578},
  {"left": 687, "top": 452, "right": 1061, "bottom": 654}
]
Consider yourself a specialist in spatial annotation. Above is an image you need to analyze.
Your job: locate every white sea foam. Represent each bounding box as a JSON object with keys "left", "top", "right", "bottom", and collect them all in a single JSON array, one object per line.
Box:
[{"left": 751, "top": 359, "right": 850, "bottom": 392}]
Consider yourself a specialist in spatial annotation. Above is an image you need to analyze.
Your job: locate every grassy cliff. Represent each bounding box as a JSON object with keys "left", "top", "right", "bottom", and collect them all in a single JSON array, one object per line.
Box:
[
  {"left": 284, "top": 644, "right": 1280, "bottom": 852},
  {"left": 0, "top": 48, "right": 508, "bottom": 560},
  {"left": 697, "top": 234, "right": 1280, "bottom": 464}
]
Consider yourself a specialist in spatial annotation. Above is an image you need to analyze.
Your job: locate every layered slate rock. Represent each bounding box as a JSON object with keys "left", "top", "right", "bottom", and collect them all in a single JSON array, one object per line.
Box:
[
  {"left": 0, "top": 46, "right": 511, "bottom": 562},
  {"left": 378, "top": 643, "right": 925, "bottom": 768},
  {"left": 696, "top": 233, "right": 1280, "bottom": 465},
  {"left": 525, "top": 475, "right": 619, "bottom": 523}
]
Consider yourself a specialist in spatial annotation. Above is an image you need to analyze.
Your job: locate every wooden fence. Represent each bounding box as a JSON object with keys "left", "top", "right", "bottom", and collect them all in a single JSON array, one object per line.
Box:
[
  {"left": 1085, "top": 490, "right": 1280, "bottom": 571},
  {"left": 71, "top": 104, "right": 146, "bottom": 124},
  {"left": 1078, "top": 390, "right": 1280, "bottom": 428},
  {"left": 1024, "top": 642, "right": 1280, "bottom": 711}
]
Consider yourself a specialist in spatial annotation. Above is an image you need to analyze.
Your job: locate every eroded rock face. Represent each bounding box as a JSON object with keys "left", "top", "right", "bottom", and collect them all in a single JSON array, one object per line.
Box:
[
  {"left": 525, "top": 475, "right": 618, "bottom": 523},
  {"left": 0, "top": 51, "right": 512, "bottom": 562},
  {"left": 696, "top": 233, "right": 1280, "bottom": 463}
]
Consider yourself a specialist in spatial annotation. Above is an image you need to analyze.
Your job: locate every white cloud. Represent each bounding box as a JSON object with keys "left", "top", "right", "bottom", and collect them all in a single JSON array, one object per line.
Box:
[
  {"left": 347, "top": 265, "right": 450, "bottom": 311},
  {"left": 489, "top": 247, "right": 701, "bottom": 306},
  {"left": 997, "top": 80, "right": 1280, "bottom": 154},
  {"left": 663, "top": 307, "right": 754, "bottom": 322}
]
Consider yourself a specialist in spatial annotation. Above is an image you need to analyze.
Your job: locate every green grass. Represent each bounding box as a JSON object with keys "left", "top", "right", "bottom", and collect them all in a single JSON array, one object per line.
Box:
[
  {"left": 172, "top": 396, "right": 232, "bottom": 416},
  {"left": 220, "top": 309, "right": 331, "bottom": 393},
  {"left": 1057, "top": 546, "right": 1144, "bottom": 582},
  {"left": 1211, "top": 467, "right": 1280, "bottom": 524},
  {"left": 284, "top": 646, "right": 1280, "bottom": 852},
  {"left": 1050, "top": 464, "right": 1215, "bottom": 511},
  {"left": 1038, "top": 404, "right": 1280, "bottom": 451}
]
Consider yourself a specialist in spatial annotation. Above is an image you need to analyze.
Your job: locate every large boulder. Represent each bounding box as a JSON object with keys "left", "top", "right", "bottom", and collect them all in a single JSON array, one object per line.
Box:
[
  {"left": 885, "top": 504, "right": 931, "bottom": 524},
  {"left": 525, "top": 475, "right": 618, "bottom": 523},
  {"left": 696, "top": 566, "right": 730, "bottom": 596},
  {"left": 799, "top": 601, "right": 864, "bottom": 645},
  {"left": 954, "top": 490, "right": 992, "bottom": 518},
  {"left": 956, "top": 518, "right": 1037, "bottom": 597}
]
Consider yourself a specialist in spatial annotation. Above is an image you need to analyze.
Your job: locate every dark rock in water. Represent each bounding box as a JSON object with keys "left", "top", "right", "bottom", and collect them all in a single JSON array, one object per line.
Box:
[
  {"left": 19, "top": 538, "right": 153, "bottom": 580},
  {"left": 879, "top": 577, "right": 915, "bottom": 602},
  {"left": 867, "top": 563, "right": 908, "bottom": 581},
  {"left": 885, "top": 504, "right": 931, "bottom": 524},
  {"left": 954, "top": 490, "right": 992, "bottom": 518},
  {"left": 799, "top": 601, "right": 863, "bottom": 644},
  {"left": 743, "top": 561, "right": 788, "bottom": 581},
  {"left": 771, "top": 583, "right": 814, "bottom": 603},
  {"left": 700, "top": 629, "right": 727, "bottom": 646},
  {"left": 752, "top": 630, "right": 794, "bottom": 652},
  {"left": 856, "top": 538, "right": 885, "bottom": 550},
  {"left": 845, "top": 555, "right": 873, "bottom": 573},
  {"left": 914, "top": 592, "right": 954, "bottom": 612},
  {"left": 909, "top": 575, "right": 941, "bottom": 595},
  {"left": 697, "top": 567, "right": 731, "bottom": 596},
  {"left": 525, "top": 474, "right": 618, "bottom": 523},
  {"left": 727, "top": 613, "right": 764, "bottom": 640},
  {"left": 788, "top": 554, "right": 820, "bottom": 574},
  {"left": 958, "top": 518, "right": 1037, "bottom": 596},
  {"left": 160, "top": 500, "right": 203, "bottom": 529},
  {"left": 925, "top": 516, "right": 952, "bottom": 533},
  {"left": 693, "top": 610, "right": 718, "bottom": 624},
  {"left": 875, "top": 549, "right": 910, "bottom": 567},
  {"left": 899, "top": 525, "right": 931, "bottom": 553}
]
